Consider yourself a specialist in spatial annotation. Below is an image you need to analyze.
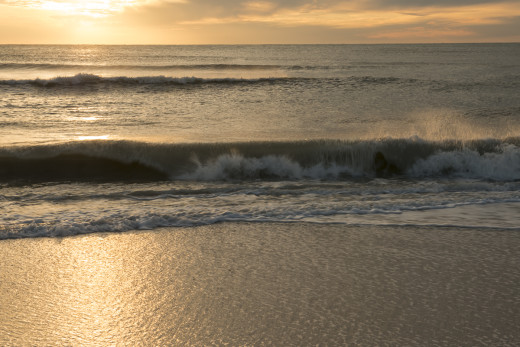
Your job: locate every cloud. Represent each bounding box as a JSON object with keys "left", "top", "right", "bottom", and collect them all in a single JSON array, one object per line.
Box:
[
  {"left": 1, "top": 0, "right": 519, "bottom": 43},
  {"left": 369, "top": 27, "right": 474, "bottom": 39},
  {"left": 0, "top": 0, "right": 185, "bottom": 17},
  {"left": 243, "top": 1, "right": 277, "bottom": 13},
  {"left": 366, "top": 0, "right": 512, "bottom": 8},
  {"left": 170, "top": 1, "right": 520, "bottom": 29}
]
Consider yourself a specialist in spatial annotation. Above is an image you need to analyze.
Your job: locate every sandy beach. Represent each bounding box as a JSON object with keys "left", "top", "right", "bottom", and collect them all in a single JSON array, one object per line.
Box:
[{"left": 1, "top": 222, "right": 519, "bottom": 346}]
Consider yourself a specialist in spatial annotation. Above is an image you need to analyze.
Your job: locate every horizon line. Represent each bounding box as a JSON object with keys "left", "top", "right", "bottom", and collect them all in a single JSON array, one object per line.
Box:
[{"left": 1, "top": 42, "right": 519, "bottom": 46}]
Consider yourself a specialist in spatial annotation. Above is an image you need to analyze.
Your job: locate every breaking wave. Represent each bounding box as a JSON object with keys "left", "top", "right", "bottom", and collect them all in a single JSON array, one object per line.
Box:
[
  {"left": 0, "top": 73, "right": 295, "bottom": 87},
  {"left": 1, "top": 137, "right": 519, "bottom": 183},
  {"left": 0, "top": 73, "right": 424, "bottom": 88}
]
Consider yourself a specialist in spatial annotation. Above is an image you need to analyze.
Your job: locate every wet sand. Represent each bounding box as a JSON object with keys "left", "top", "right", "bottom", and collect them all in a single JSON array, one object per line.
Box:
[{"left": 1, "top": 223, "right": 519, "bottom": 346}]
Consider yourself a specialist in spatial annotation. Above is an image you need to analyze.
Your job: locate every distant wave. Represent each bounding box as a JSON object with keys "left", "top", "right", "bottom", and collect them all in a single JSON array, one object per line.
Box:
[
  {"left": 1, "top": 137, "right": 519, "bottom": 183},
  {"left": 0, "top": 62, "right": 378, "bottom": 71},
  {"left": 0, "top": 73, "right": 295, "bottom": 87},
  {"left": 0, "top": 62, "right": 469, "bottom": 72},
  {"left": 0, "top": 72, "right": 426, "bottom": 88}
]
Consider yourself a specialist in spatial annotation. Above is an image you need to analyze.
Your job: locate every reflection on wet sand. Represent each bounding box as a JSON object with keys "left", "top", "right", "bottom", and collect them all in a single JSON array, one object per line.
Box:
[{"left": 1, "top": 223, "right": 520, "bottom": 345}]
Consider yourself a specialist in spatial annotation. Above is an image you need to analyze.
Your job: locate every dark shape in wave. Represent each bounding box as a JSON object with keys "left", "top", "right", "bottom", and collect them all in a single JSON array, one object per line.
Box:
[{"left": 373, "top": 151, "right": 401, "bottom": 177}]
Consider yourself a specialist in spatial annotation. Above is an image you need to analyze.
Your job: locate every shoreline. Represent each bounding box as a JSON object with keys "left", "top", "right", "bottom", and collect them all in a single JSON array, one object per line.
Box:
[{"left": 2, "top": 222, "right": 520, "bottom": 345}]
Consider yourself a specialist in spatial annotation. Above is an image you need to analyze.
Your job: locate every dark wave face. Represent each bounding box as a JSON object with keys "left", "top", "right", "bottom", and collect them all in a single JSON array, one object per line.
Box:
[
  {"left": 2, "top": 138, "right": 519, "bottom": 184},
  {"left": 0, "top": 154, "right": 168, "bottom": 183}
]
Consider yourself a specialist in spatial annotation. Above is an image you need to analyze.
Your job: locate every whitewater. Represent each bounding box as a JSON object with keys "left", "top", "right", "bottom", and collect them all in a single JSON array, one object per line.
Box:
[{"left": 1, "top": 44, "right": 519, "bottom": 238}]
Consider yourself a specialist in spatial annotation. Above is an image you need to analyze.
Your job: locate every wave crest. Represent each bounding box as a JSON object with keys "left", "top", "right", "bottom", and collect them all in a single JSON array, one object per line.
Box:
[
  {"left": 1, "top": 138, "right": 519, "bottom": 183},
  {"left": 1, "top": 73, "right": 293, "bottom": 87}
]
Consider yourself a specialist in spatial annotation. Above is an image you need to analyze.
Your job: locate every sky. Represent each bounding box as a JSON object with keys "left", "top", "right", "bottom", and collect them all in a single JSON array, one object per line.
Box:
[{"left": 0, "top": 0, "right": 519, "bottom": 44}]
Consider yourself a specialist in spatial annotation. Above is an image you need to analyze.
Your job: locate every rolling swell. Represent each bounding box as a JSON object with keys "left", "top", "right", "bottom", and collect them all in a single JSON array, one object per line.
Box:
[
  {"left": 0, "top": 73, "right": 297, "bottom": 87},
  {"left": 0, "top": 73, "right": 419, "bottom": 88},
  {"left": 1, "top": 138, "right": 519, "bottom": 183}
]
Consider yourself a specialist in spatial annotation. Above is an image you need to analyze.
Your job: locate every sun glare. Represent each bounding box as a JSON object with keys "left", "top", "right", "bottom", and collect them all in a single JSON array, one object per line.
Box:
[{"left": 16, "top": 0, "right": 140, "bottom": 17}]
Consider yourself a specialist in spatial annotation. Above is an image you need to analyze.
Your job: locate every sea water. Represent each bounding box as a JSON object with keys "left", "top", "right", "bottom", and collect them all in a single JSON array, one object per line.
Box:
[{"left": 1, "top": 44, "right": 519, "bottom": 238}]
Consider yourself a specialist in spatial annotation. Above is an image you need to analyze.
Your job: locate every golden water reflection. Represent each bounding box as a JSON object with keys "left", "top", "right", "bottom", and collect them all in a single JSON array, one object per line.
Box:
[
  {"left": 0, "top": 232, "right": 169, "bottom": 345},
  {"left": 65, "top": 116, "right": 100, "bottom": 122}
]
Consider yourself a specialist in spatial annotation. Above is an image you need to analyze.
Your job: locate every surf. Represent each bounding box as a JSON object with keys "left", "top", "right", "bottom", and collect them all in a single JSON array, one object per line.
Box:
[
  {"left": 1, "top": 137, "right": 519, "bottom": 183},
  {"left": 0, "top": 73, "right": 296, "bottom": 87}
]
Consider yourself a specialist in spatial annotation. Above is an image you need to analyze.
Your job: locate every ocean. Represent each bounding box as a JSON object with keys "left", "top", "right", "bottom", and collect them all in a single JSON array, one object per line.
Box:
[
  {"left": 1, "top": 44, "right": 520, "bottom": 345},
  {"left": 1, "top": 44, "right": 519, "bottom": 238}
]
